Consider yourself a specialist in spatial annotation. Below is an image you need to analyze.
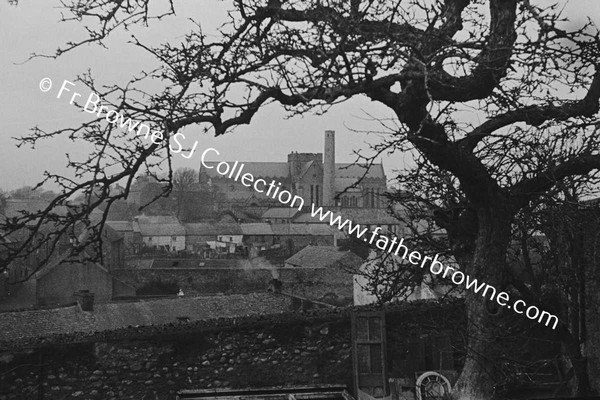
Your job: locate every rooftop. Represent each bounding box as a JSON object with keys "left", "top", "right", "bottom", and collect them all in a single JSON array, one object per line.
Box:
[
  {"left": 285, "top": 245, "right": 362, "bottom": 269},
  {"left": 270, "top": 224, "right": 334, "bottom": 236},
  {"left": 262, "top": 207, "right": 301, "bottom": 220},
  {"left": 201, "top": 162, "right": 290, "bottom": 179},
  {"left": 293, "top": 208, "right": 401, "bottom": 225},
  {"left": 240, "top": 223, "right": 274, "bottom": 236},
  {"left": 185, "top": 223, "right": 243, "bottom": 236},
  {"left": 138, "top": 222, "right": 186, "bottom": 236}
]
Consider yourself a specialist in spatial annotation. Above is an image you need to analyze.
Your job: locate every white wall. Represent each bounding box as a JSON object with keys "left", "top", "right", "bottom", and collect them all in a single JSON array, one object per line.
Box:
[{"left": 143, "top": 235, "right": 185, "bottom": 251}]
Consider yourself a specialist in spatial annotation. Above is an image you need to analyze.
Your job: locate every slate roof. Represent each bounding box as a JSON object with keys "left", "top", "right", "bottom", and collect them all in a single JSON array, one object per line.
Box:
[
  {"left": 102, "top": 224, "right": 123, "bottom": 242},
  {"left": 262, "top": 208, "right": 301, "bottom": 220},
  {"left": 336, "top": 163, "right": 385, "bottom": 179},
  {"left": 292, "top": 213, "right": 330, "bottom": 224},
  {"left": 0, "top": 293, "right": 291, "bottom": 343},
  {"left": 200, "top": 161, "right": 386, "bottom": 181},
  {"left": 138, "top": 223, "right": 186, "bottom": 236},
  {"left": 270, "top": 224, "right": 334, "bottom": 236},
  {"left": 240, "top": 223, "right": 274, "bottom": 235},
  {"left": 105, "top": 221, "right": 133, "bottom": 232},
  {"left": 284, "top": 245, "right": 362, "bottom": 269},
  {"left": 293, "top": 208, "right": 400, "bottom": 225},
  {"left": 201, "top": 162, "right": 290, "bottom": 179},
  {"left": 337, "top": 208, "right": 400, "bottom": 225},
  {"left": 184, "top": 223, "right": 243, "bottom": 236},
  {"left": 134, "top": 215, "right": 179, "bottom": 224}
]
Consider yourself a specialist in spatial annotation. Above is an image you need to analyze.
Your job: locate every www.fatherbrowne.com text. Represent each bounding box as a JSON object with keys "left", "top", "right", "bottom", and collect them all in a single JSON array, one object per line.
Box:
[
  {"left": 309, "top": 204, "right": 559, "bottom": 330},
  {"left": 198, "top": 152, "right": 559, "bottom": 330}
]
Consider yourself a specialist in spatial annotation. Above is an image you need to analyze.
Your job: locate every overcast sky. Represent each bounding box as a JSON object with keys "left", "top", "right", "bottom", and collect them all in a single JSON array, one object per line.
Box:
[{"left": 0, "top": 0, "right": 598, "bottom": 192}]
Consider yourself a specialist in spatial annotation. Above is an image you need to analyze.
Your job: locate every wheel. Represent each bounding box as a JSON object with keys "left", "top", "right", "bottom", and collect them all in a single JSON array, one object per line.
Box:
[{"left": 415, "top": 371, "right": 451, "bottom": 400}]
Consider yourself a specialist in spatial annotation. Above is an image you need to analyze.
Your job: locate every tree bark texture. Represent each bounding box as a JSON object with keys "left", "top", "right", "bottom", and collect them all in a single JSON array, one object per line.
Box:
[{"left": 452, "top": 200, "right": 512, "bottom": 400}]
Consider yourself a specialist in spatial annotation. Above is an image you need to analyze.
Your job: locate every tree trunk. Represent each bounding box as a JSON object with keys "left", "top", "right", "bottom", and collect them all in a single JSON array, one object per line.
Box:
[{"left": 452, "top": 203, "right": 512, "bottom": 400}]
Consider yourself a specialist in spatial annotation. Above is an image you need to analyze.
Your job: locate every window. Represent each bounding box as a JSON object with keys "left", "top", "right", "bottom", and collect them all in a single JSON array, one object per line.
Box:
[{"left": 172, "top": 236, "right": 177, "bottom": 241}]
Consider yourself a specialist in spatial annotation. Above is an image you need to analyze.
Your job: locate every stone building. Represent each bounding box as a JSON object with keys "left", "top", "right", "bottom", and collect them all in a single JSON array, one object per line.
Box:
[{"left": 198, "top": 131, "right": 387, "bottom": 211}]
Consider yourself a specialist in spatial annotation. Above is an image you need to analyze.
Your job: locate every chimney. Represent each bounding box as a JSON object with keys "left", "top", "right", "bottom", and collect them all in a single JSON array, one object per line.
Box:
[
  {"left": 74, "top": 290, "right": 95, "bottom": 311},
  {"left": 323, "top": 130, "right": 335, "bottom": 207}
]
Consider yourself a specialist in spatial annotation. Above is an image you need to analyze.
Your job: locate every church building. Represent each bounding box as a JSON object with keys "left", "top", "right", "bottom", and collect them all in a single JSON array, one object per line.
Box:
[{"left": 198, "top": 131, "right": 387, "bottom": 210}]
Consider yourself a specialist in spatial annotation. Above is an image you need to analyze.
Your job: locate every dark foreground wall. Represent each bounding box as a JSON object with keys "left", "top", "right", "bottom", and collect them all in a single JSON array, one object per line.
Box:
[{"left": 0, "top": 301, "right": 465, "bottom": 400}]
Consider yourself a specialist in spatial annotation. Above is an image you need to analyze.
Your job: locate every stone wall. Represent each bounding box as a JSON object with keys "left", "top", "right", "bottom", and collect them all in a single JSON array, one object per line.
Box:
[
  {"left": 113, "top": 268, "right": 274, "bottom": 295},
  {"left": 113, "top": 266, "right": 355, "bottom": 302},
  {"left": 277, "top": 267, "right": 354, "bottom": 305},
  {"left": 0, "top": 301, "right": 465, "bottom": 400}
]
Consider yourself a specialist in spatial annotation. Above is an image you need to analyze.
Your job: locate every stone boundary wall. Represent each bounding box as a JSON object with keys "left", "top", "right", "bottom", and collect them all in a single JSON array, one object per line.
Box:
[
  {"left": 0, "top": 301, "right": 466, "bottom": 400},
  {"left": 113, "top": 268, "right": 275, "bottom": 295},
  {"left": 113, "top": 267, "right": 355, "bottom": 302}
]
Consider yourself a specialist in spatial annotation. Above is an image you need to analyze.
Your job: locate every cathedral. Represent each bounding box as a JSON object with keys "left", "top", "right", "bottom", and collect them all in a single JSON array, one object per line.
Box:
[{"left": 198, "top": 131, "right": 388, "bottom": 210}]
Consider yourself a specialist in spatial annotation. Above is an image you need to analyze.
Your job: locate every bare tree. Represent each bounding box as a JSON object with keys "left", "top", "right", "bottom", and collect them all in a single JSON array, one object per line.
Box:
[
  {"left": 173, "top": 167, "right": 199, "bottom": 220},
  {"left": 173, "top": 168, "right": 197, "bottom": 193},
  {"left": 2, "top": 1, "right": 600, "bottom": 398},
  {"left": 377, "top": 148, "right": 600, "bottom": 395}
]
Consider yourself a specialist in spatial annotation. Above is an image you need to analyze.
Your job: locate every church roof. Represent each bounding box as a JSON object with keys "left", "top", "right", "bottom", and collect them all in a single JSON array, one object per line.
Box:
[
  {"left": 200, "top": 161, "right": 386, "bottom": 181},
  {"left": 336, "top": 163, "right": 385, "bottom": 179},
  {"left": 201, "top": 162, "right": 290, "bottom": 179}
]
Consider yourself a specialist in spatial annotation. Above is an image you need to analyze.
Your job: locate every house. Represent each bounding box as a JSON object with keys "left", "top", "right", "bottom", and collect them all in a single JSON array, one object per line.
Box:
[
  {"left": 138, "top": 222, "right": 186, "bottom": 251},
  {"left": 105, "top": 220, "right": 142, "bottom": 255},
  {"left": 240, "top": 223, "right": 276, "bottom": 255},
  {"left": 184, "top": 223, "right": 243, "bottom": 254},
  {"left": 34, "top": 255, "right": 136, "bottom": 306},
  {"left": 281, "top": 245, "right": 363, "bottom": 305},
  {"left": 0, "top": 250, "right": 136, "bottom": 311}
]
